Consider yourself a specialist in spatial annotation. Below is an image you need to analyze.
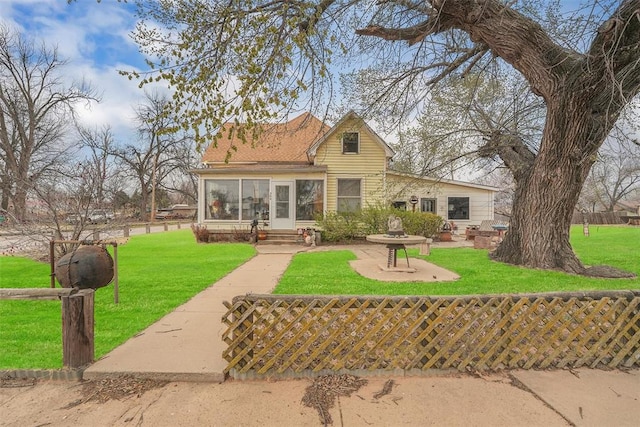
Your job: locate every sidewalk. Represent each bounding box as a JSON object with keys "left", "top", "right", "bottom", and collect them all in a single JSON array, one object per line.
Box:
[
  {"left": 73, "top": 242, "right": 640, "bottom": 427},
  {"left": 84, "top": 244, "right": 307, "bottom": 383}
]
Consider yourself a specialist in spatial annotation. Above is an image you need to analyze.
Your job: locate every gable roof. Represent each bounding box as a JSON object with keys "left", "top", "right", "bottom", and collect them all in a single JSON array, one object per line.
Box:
[
  {"left": 201, "top": 112, "right": 330, "bottom": 165},
  {"left": 307, "top": 110, "right": 395, "bottom": 159}
]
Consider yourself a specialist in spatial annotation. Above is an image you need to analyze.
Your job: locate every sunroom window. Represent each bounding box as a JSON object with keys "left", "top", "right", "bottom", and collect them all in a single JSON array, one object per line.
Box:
[
  {"left": 205, "top": 179, "right": 240, "bottom": 220},
  {"left": 296, "top": 180, "right": 324, "bottom": 220}
]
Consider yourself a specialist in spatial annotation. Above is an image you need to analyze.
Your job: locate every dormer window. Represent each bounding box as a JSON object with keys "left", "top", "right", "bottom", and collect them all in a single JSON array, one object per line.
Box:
[{"left": 342, "top": 132, "right": 359, "bottom": 154}]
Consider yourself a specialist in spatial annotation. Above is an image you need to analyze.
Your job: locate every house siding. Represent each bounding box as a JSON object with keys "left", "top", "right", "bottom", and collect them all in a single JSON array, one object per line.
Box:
[
  {"left": 313, "top": 118, "right": 388, "bottom": 211},
  {"left": 386, "top": 174, "right": 494, "bottom": 226}
]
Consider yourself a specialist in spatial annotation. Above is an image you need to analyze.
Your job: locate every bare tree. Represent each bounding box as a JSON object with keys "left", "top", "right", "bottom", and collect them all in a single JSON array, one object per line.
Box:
[
  {"left": 112, "top": 92, "right": 195, "bottom": 220},
  {"left": 0, "top": 25, "right": 97, "bottom": 221},
  {"left": 118, "top": 1, "right": 640, "bottom": 276},
  {"left": 77, "top": 125, "right": 127, "bottom": 210},
  {"left": 579, "top": 131, "right": 640, "bottom": 212},
  {"left": 384, "top": 71, "right": 545, "bottom": 181}
]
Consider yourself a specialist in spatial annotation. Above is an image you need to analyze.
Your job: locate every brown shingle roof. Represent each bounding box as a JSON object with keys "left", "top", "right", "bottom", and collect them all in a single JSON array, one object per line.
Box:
[{"left": 201, "top": 112, "right": 330, "bottom": 164}]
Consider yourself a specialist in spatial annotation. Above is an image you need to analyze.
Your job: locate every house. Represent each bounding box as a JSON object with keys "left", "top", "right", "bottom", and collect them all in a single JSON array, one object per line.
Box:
[{"left": 192, "top": 111, "right": 497, "bottom": 231}]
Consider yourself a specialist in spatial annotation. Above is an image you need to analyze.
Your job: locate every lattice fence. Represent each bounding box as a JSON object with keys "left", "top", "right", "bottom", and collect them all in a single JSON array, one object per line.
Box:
[{"left": 222, "top": 291, "right": 640, "bottom": 379}]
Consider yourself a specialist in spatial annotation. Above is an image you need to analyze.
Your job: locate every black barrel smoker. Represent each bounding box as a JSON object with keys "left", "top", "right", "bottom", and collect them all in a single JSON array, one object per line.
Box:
[{"left": 55, "top": 245, "right": 114, "bottom": 289}]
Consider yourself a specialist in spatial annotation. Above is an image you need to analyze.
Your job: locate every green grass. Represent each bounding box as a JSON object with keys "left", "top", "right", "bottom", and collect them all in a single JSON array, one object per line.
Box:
[
  {"left": 0, "top": 230, "right": 255, "bottom": 369},
  {"left": 273, "top": 225, "right": 640, "bottom": 296},
  {"left": 2, "top": 225, "right": 639, "bottom": 369}
]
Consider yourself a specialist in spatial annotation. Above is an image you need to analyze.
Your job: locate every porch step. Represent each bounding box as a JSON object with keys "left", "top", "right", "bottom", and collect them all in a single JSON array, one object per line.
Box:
[{"left": 257, "top": 229, "right": 309, "bottom": 245}]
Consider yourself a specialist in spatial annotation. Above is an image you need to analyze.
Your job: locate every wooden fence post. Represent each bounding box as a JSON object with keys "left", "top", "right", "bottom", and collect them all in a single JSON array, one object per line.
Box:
[
  {"left": 164, "top": 222, "right": 169, "bottom": 231},
  {"left": 145, "top": 223, "right": 151, "bottom": 233},
  {"left": 123, "top": 226, "right": 130, "bottom": 237},
  {"left": 61, "top": 290, "right": 95, "bottom": 368}
]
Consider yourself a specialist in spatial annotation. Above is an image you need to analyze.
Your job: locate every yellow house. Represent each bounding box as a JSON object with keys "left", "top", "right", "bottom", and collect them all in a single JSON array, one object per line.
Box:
[{"left": 193, "top": 111, "right": 496, "bottom": 230}]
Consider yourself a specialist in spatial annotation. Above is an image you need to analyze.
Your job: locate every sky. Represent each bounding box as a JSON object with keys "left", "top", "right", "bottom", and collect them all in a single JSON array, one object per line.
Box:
[{"left": 1, "top": 0, "right": 151, "bottom": 143}]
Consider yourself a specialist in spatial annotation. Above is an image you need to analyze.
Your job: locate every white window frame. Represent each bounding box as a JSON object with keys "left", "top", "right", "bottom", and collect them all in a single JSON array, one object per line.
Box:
[{"left": 337, "top": 178, "right": 362, "bottom": 213}]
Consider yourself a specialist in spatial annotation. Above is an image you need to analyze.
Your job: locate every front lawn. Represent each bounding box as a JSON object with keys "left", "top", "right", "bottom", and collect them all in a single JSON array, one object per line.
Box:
[
  {"left": 0, "top": 230, "right": 255, "bottom": 369},
  {"left": 1, "top": 225, "right": 638, "bottom": 370},
  {"left": 273, "top": 225, "right": 640, "bottom": 295}
]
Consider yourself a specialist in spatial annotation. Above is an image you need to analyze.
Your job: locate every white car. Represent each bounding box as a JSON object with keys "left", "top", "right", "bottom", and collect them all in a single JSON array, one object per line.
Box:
[{"left": 88, "top": 210, "right": 111, "bottom": 224}]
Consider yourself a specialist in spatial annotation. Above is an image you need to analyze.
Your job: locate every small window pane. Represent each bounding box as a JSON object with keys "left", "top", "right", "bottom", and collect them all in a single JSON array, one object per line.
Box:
[
  {"left": 421, "top": 198, "right": 437, "bottom": 213},
  {"left": 275, "top": 185, "right": 290, "bottom": 219},
  {"left": 337, "top": 179, "right": 361, "bottom": 213},
  {"left": 342, "top": 132, "right": 359, "bottom": 154},
  {"left": 242, "top": 179, "right": 269, "bottom": 221},
  {"left": 448, "top": 197, "right": 469, "bottom": 220},
  {"left": 337, "top": 179, "right": 360, "bottom": 197}
]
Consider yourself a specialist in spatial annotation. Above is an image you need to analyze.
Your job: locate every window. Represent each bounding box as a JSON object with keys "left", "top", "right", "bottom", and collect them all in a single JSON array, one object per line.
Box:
[
  {"left": 392, "top": 201, "right": 407, "bottom": 210},
  {"left": 296, "top": 180, "right": 324, "bottom": 220},
  {"left": 205, "top": 179, "right": 240, "bottom": 220},
  {"left": 447, "top": 197, "right": 469, "bottom": 220},
  {"left": 242, "top": 179, "right": 269, "bottom": 221},
  {"left": 342, "top": 132, "right": 359, "bottom": 154},
  {"left": 421, "top": 198, "right": 437, "bottom": 213},
  {"left": 337, "top": 179, "right": 361, "bottom": 213}
]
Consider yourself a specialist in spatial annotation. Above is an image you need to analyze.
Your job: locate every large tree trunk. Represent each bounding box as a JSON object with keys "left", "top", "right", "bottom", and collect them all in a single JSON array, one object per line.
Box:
[
  {"left": 489, "top": 88, "right": 636, "bottom": 277},
  {"left": 13, "top": 185, "right": 28, "bottom": 222},
  {"left": 489, "top": 95, "right": 596, "bottom": 273}
]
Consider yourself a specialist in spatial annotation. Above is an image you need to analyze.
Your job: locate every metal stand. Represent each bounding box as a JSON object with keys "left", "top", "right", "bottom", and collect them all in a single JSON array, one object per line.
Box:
[{"left": 386, "top": 244, "right": 410, "bottom": 268}]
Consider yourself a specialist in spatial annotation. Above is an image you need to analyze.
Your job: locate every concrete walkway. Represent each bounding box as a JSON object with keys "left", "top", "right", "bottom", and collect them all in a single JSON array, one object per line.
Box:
[{"left": 84, "top": 244, "right": 308, "bottom": 383}]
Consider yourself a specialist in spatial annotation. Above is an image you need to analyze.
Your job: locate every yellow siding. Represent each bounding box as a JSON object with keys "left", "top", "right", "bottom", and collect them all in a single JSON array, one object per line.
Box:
[{"left": 314, "top": 118, "right": 388, "bottom": 211}]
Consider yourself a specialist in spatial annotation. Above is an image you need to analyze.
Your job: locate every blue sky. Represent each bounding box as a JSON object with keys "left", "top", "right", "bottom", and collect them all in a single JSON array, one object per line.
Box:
[{"left": 2, "top": 0, "right": 150, "bottom": 142}]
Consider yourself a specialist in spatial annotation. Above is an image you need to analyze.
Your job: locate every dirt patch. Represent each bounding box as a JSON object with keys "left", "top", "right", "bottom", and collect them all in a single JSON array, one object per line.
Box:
[
  {"left": 63, "top": 375, "right": 168, "bottom": 408},
  {"left": 302, "top": 374, "right": 368, "bottom": 425},
  {"left": 0, "top": 376, "right": 38, "bottom": 388}
]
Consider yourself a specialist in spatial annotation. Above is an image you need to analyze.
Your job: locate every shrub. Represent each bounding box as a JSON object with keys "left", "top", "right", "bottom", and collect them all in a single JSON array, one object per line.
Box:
[
  {"left": 396, "top": 211, "right": 443, "bottom": 238},
  {"left": 191, "top": 223, "right": 210, "bottom": 243},
  {"left": 315, "top": 207, "right": 444, "bottom": 242},
  {"left": 314, "top": 211, "right": 365, "bottom": 242},
  {"left": 359, "top": 205, "right": 396, "bottom": 234}
]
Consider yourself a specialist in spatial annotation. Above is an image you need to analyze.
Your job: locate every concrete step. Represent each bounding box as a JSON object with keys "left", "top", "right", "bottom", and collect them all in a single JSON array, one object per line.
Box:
[{"left": 257, "top": 229, "right": 312, "bottom": 245}]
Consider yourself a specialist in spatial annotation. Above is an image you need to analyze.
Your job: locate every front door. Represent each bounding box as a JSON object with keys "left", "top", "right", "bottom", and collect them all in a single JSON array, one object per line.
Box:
[{"left": 271, "top": 181, "right": 295, "bottom": 229}]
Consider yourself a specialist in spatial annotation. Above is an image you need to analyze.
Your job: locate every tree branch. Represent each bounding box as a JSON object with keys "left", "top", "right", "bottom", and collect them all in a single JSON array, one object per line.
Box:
[
  {"left": 584, "top": 0, "right": 640, "bottom": 105},
  {"left": 355, "top": 19, "right": 441, "bottom": 45},
  {"left": 478, "top": 131, "right": 535, "bottom": 183},
  {"left": 357, "top": 0, "right": 582, "bottom": 99}
]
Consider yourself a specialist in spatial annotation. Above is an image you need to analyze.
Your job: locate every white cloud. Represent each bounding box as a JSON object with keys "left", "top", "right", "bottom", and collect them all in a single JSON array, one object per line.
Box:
[{"left": 1, "top": 0, "right": 148, "bottom": 144}]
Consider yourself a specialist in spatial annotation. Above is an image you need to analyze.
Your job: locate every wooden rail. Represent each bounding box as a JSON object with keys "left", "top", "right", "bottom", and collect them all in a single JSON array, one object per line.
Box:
[{"left": 0, "top": 288, "right": 95, "bottom": 368}]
